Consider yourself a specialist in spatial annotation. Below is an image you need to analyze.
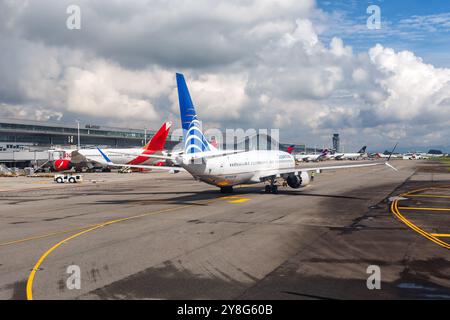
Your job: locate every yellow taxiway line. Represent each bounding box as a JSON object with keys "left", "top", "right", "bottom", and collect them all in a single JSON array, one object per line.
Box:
[
  {"left": 221, "top": 195, "right": 251, "bottom": 203},
  {"left": 431, "top": 233, "right": 450, "bottom": 238},
  {"left": 26, "top": 224, "right": 104, "bottom": 300},
  {"left": 2, "top": 190, "right": 255, "bottom": 248},
  {"left": 25, "top": 193, "right": 250, "bottom": 300},
  {"left": 0, "top": 225, "right": 100, "bottom": 247},
  {"left": 398, "top": 206, "right": 450, "bottom": 212},
  {"left": 228, "top": 198, "right": 250, "bottom": 203},
  {"left": 391, "top": 201, "right": 450, "bottom": 250},
  {"left": 391, "top": 185, "right": 450, "bottom": 250},
  {"left": 406, "top": 194, "right": 450, "bottom": 199}
]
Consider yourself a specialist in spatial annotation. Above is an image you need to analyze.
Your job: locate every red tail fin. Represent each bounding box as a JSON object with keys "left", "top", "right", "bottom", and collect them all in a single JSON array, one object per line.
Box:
[{"left": 143, "top": 122, "right": 171, "bottom": 151}]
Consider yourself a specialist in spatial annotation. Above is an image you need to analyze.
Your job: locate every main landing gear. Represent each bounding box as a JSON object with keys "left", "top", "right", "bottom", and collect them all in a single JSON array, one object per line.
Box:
[
  {"left": 220, "top": 186, "right": 234, "bottom": 194},
  {"left": 265, "top": 178, "right": 278, "bottom": 194},
  {"left": 264, "top": 185, "right": 278, "bottom": 194}
]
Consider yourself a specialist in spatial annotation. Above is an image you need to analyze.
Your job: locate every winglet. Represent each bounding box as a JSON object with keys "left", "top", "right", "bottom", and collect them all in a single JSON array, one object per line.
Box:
[
  {"left": 387, "top": 142, "right": 398, "bottom": 162},
  {"left": 385, "top": 162, "right": 398, "bottom": 172},
  {"left": 385, "top": 142, "right": 399, "bottom": 171},
  {"left": 97, "top": 147, "right": 112, "bottom": 164}
]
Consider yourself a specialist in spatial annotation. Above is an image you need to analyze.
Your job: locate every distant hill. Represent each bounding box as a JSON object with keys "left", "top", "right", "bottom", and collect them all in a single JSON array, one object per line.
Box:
[
  {"left": 427, "top": 149, "right": 444, "bottom": 155},
  {"left": 378, "top": 145, "right": 449, "bottom": 154}
]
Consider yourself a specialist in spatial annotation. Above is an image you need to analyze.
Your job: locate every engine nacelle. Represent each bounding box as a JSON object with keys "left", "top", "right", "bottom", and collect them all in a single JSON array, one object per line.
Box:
[
  {"left": 286, "top": 172, "right": 310, "bottom": 189},
  {"left": 53, "top": 159, "right": 72, "bottom": 171}
]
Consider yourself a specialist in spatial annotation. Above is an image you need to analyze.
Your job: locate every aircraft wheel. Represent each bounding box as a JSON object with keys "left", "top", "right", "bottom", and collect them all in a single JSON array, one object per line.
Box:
[
  {"left": 220, "top": 186, "right": 233, "bottom": 194},
  {"left": 272, "top": 185, "right": 278, "bottom": 194},
  {"left": 264, "top": 185, "right": 271, "bottom": 193}
]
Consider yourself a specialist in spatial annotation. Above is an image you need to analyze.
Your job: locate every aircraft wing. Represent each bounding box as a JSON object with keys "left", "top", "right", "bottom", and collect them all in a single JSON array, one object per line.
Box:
[
  {"left": 105, "top": 149, "right": 246, "bottom": 160},
  {"left": 70, "top": 150, "right": 88, "bottom": 163},
  {"left": 185, "top": 149, "right": 246, "bottom": 160},
  {"left": 70, "top": 150, "right": 107, "bottom": 167},
  {"left": 105, "top": 151, "right": 173, "bottom": 160},
  {"left": 107, "top": 163, "right": 185, "bottom": 172},
  {"left": 96, "top": 148, "right": 186, "bottom": 172},
  {"left": 256, "top": 161, "right": 395, "bottom": 182}
]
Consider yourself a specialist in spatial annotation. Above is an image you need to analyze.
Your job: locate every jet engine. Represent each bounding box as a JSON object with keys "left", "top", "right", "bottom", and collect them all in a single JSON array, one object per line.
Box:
[
  {"left": 53, "top": 159, "right": 72, "bottom": 171},
  {"left": 286, "top": 172, "right": 310, "bottom": 189}
]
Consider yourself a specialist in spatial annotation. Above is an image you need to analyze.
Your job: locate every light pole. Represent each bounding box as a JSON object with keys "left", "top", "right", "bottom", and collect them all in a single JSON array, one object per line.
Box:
[
  {"left": 144, "top": 127, "right": 147, "bottom": 145},
  {"left": 75, "top": 120, "right": 80, "bottom": 149}
]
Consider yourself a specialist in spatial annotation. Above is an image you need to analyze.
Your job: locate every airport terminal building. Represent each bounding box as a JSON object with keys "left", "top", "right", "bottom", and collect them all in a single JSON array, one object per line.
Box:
[
  {"left": 0, "top": 118, "right": 182, "bottom": 149},
  {"left": 0, "top": 118, "right": 183, "bottom": 168},
  {"left": 0, "top": 118, "right": 309, "bottom": 168}
]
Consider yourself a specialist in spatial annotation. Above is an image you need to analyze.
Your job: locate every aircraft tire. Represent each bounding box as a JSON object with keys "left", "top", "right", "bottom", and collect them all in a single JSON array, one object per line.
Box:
[
  {"left": 272, "top": 185, "right": 278, "bottom": 194},
  {"left": 220, "top": 186, "right": 233, "bottom": 194}
]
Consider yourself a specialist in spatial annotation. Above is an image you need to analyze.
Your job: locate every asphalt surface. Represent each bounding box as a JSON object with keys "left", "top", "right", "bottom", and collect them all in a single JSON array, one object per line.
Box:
[{"left": 0, "top": 160, "right": 449, "bottom": 300}]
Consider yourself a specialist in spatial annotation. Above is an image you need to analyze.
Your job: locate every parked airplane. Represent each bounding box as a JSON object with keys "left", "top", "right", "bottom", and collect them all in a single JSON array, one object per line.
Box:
[
  {"left": 371, "top": 152, "right": 401, "bottom": 160},
  {"left": 293, "top": 149, "right": 330, "bottom": 162},
  {"left": 49, "top": 122, "right": 171, "bottom": 172},
  {"left": 334, "top": 146, "right": 367, "bottom": 160},
  {"left": 76, "top": 122, "right": 172, "bottom": 168},
  {"left": 402, "top": 153, "right": 427, "bottom": 160},
  {"left": 98, "top": 73, "right": 396, "bottom": 194}
]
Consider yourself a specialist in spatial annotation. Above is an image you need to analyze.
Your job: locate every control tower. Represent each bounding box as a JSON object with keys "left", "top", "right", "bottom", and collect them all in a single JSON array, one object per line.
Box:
[{"left": 332, "top": 134, "right": 340, "bottom": 153}]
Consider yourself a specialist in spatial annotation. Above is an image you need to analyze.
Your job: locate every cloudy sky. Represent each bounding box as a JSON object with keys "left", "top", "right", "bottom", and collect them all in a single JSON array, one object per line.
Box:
[{"left": 1, "top": 0, "right": 449, "bottom": 152}]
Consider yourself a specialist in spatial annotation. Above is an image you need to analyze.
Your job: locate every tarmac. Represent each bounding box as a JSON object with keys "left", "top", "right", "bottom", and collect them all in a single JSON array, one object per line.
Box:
[{"left": 0, "top": 159, "right": 449, "bottom": 299}]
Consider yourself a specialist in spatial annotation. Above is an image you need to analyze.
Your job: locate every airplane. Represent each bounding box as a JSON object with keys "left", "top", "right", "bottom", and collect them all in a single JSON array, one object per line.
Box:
[
  {"left": 76, "top": 121, "right": 172, "bottom": 169},
  {"left": 333, "top": 146, "right": 367, "bottom": 160},
  {"left": 97, "top": 73, "right": 397, "bottom": 194},
  {"left": 370, "top": 152, "right": 401, "bottom": 160},
  {"left": 293, "top": 149, "right": 330, "bottom": 162},
  {"left": 402, "top": 152, "right": 427, "bottom": 160},
  {"left": 50, "top": 122, "right": 172, "bottom": 172}
]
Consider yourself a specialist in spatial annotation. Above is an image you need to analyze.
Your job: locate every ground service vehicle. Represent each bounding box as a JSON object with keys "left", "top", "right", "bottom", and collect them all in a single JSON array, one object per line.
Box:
[{"left": 54, "top": 174, "right": 83, "bottom": 184}]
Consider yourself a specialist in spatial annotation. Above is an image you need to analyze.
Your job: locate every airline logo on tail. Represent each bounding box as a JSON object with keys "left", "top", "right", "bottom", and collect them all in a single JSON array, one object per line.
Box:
[
  {"left": 143, "top": 122, "right": 171, "bottom": 152},
  {"left": 358, "top": 146, "right": 367, "bottom": 154},
  {"left": 176, "top": 73, "right": 213, "bottom": 155},
  {"left": 127, "top": 121, "right": 171, "bottom": 165}
]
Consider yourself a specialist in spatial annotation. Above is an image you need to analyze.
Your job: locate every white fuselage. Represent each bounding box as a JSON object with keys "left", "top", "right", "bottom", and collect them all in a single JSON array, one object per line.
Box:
[
  {"left": 77, "top": 148, "right": 159, "bottom": 166},
  {"left": 180, "top": 150, "right": 295, "bottom": 187},
  {"left": 334, "top": 153, "right": 364, "bottom": 160},
  {"left": 295, "top": 153, "right": 325, "bottom": 162}
]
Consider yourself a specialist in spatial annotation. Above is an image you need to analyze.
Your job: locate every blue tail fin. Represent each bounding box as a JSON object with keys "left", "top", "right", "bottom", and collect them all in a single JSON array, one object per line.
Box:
[
  {"left": 176, "top": 73, "right": 212, "bottom": 154},
  {"left": 97, "top": 147, "right": 112, "bottom": 164}
]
